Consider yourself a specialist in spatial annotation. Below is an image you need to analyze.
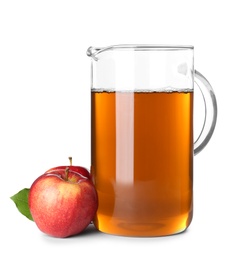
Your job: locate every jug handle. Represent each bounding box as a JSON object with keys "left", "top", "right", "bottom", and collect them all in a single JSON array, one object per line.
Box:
[{"left": 194, "top": 70, "right": 217, "bottom": 155}]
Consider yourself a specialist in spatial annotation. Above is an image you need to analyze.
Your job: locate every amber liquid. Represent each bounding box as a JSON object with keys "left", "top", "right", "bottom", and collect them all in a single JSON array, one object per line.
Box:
[{"left": 91, "top": 90, "right": 193, "bottom": 236}]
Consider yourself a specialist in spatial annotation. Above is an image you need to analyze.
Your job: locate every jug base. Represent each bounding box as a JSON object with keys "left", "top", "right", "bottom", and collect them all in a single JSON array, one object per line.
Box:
[{"left": 93, "top": 211, "right": 192, "bottom": 237}]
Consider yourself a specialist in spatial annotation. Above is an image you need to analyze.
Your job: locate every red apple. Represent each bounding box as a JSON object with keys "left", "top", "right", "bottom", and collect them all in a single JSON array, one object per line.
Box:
[
  {"left": 29, "top": 167, "right": 98, "bottom": 238},
  {"left": 45, "top": 157, "right": 91, "bottom": 180}
]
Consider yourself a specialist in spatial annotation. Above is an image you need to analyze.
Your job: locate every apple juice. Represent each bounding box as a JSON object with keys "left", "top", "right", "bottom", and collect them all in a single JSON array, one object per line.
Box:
[{"left": 91, "top": 90, "right": 193, "bottom": 236}]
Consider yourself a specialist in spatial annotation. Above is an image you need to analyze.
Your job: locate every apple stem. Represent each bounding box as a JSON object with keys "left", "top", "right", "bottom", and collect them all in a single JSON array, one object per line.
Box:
[
  {"left": 65, "top": 167, "right": 69, "bottom": 181},
  {"left": 68, "top": 157, "right": 72, "bottom": 166}
]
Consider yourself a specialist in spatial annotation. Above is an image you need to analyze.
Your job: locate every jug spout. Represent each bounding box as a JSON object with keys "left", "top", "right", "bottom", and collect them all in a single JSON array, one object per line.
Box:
[
  {"left": 87, "top": 45, "right": 131, "bottom": 61},
  {"left": 86, "top": 46, "right": 101, "bottom": 61},
  {"left": 87, "top": 45, "right": 117, "bottom": 61}
]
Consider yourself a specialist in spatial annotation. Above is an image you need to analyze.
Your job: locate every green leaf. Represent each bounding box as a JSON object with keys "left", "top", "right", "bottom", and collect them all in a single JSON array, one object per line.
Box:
[{"left": 10, "top": 188, "right": 34, "bottom": 221}]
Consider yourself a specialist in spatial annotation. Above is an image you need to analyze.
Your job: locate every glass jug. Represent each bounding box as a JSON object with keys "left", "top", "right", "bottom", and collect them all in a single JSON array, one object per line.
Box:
[{"left": 87, "top": 45, "right": 217, "bottom": 237}]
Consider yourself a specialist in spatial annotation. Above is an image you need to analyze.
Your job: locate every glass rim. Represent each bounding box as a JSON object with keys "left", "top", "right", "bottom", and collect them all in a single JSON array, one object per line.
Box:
[
  {"left": 107, "top": 44, "right": 194, "bottom": 50},
  {"left": 87, "top": 44, "right": 194, "bottom": 60}
]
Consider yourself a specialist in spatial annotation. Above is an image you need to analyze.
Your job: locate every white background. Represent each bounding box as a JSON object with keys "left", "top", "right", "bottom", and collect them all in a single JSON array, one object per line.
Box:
[{"left": 0, "top": 0, "right": 238, "bottom": 259}]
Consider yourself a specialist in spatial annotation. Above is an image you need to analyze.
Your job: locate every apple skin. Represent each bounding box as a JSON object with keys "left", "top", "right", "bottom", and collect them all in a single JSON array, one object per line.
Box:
[
  {"left": 29, "top": 169, "right": 98, "bottom": 238},
  {"left": 45, "top": 165, "right": 91, "bottom": 180}
]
